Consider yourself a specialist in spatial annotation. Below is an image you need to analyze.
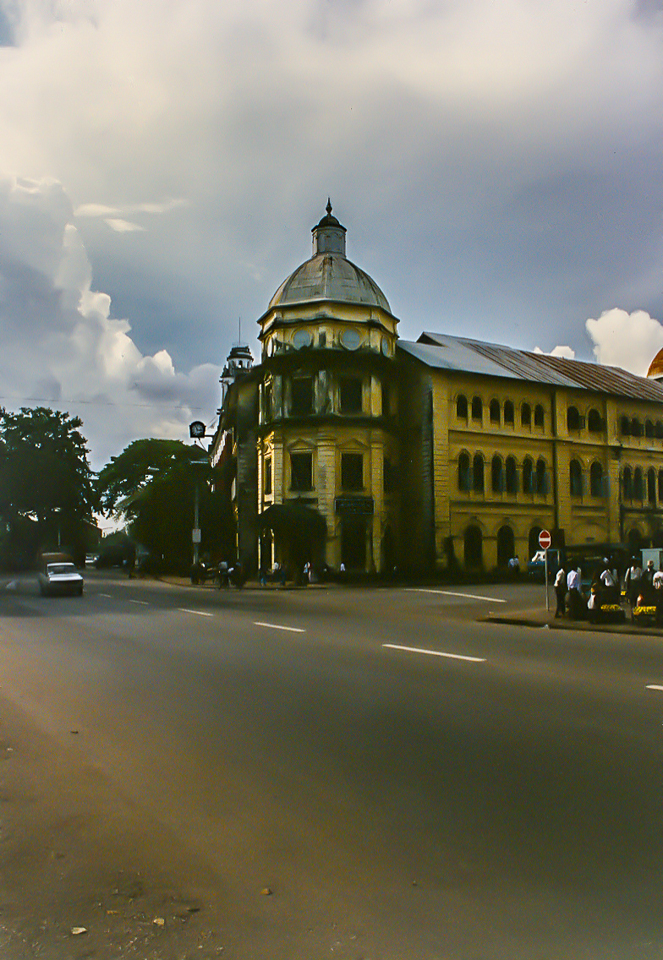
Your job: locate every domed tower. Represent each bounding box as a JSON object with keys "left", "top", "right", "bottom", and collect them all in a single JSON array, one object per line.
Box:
[{"left": 257, "top": 202, "right": 400, "bottom": 573}]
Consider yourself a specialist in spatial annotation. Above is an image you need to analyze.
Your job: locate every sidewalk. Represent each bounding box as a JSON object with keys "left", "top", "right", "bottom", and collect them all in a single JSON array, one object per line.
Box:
[{"left": 484, "top": 602, "right": 663, "bottom": 636}]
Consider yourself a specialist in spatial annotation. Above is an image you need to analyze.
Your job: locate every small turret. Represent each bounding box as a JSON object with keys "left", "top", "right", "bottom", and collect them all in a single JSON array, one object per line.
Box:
[{"left": 311, "top": 198, "right": 346, "bottom": 257}]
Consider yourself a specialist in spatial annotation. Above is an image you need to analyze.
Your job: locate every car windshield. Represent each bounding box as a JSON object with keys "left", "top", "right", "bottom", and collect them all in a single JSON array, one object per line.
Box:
[{"left": 48, "top": 563, "right": 77, "bottom": 575}]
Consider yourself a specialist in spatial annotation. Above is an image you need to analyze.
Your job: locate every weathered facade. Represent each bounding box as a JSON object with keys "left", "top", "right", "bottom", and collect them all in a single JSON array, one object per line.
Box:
[{"left": 212, "top": 205, "right": 663, "bottom": 575}]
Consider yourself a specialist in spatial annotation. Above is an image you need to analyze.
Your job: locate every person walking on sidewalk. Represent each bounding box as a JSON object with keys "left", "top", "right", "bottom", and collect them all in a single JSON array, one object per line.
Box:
[{"left": 554, "top": 565, "right": 567, "bottom": 618}]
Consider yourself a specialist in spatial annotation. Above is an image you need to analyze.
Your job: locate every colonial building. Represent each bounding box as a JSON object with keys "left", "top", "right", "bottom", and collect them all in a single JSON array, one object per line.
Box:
[{"left": 212, "top": 204, "right": 663, "bottom": 575}]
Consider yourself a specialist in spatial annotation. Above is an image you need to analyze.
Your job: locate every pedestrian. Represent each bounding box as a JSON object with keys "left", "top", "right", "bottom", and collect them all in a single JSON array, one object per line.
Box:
[
  {"left": 654, "top": 568, "right": 663, "bottom": 625},
  {"left": 598, "top": 559, "right": 618, "bottom": 604},
  {"left": 554, "top": 565, "right": 567, "bottom": 618},
  {"left": 507, "top": 554, "right": 520, "bottom": 578},
  {"left": 566, "top": 565, "right": 583, "bottom": 619}
]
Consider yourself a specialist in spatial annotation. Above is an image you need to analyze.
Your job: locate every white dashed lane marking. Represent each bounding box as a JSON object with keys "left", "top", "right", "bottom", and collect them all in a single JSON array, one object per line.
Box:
[
  {"left": 179, "top": 608, "right": 214, "bottom": 618},
  {"left": 405, "top": 588, "right": 507, "bottom": 603},
  {"left": 383, "top": 643, "right": 486, "bottom": 663},
  {"left": 646, "top": 684, "right": 663, "bottom": 692},
  {"left": 254, "top": 621, "right": 306, "bottom": 634},
  {"left": 128, "top": 599, "right": 149, "bottom": 606}
]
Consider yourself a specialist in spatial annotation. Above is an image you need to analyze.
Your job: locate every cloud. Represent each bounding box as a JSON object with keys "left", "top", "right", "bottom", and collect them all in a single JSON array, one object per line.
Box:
[
  {"left": 0, "top": 0, "right": 662, "bottom": 397},
  {"left": 104, "top": 218, "right": 145, "bottom": 233},
  {"left": 585, "top": 308, "right": 663, "bottom": 376},
  {"left": 533, "top": 344, "right": 576, "bottom": 360},
  {"left": 0, "top": 175, "right": 221, "bottom": 469}
]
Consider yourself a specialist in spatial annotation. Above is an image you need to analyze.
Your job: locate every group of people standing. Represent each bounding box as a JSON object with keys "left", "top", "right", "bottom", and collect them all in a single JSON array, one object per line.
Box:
[{"left": 552, "top": 557, "right": 662, "bottom": 621}]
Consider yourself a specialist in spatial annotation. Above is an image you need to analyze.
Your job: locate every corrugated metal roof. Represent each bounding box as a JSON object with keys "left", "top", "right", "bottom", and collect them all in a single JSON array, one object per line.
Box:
[{"left": 397, "top": 332, "right": 663, "bottom": 403}]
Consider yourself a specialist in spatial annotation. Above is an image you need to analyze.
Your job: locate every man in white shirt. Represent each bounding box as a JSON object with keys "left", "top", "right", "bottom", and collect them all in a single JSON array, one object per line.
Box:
[{"left": 566, "top": 566, "right": 583, "bottom": 619}]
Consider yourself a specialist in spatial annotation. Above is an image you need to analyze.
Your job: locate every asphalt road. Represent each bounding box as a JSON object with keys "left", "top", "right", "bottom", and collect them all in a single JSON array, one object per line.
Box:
[{"left": 2, "top": 572, "right": 663, "bottom": 959}]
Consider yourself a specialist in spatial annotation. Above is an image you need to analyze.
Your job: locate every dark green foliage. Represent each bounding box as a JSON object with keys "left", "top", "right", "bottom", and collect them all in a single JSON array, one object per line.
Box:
[
  {"left": 97, "top": 439, "right": 234, "bottom": 571},
  {"left": 0, "top": 407, "right": 98, "bottom": 569}
]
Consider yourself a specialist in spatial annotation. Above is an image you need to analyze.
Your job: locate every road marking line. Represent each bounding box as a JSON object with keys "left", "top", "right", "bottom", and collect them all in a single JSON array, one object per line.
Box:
[
  {"left": 383, "top": 643, "right": 486, "bottom": 663},
  {"left": 98, "top": 593, "right": 112, "bottom": 598},
  {"left": 254, "top": 621, "right": 306, "bottom": 634},
  {"left": 405, "top": 588, "right": 507, "bottom": 603},
  {"left": 646, "top": 684, "right": 663, "bottom": 692},
  {"left": 179, "top": 608, "right": 213, "bottom": 618},
  {"left": 128, "top": 599, "right": 149, "bottom": 606}
]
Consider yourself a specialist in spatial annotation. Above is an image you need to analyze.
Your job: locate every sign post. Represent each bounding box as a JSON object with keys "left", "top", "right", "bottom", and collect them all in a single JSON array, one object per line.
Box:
[{"left": 539, "top": 529, "right": 552, "bottom": 611}]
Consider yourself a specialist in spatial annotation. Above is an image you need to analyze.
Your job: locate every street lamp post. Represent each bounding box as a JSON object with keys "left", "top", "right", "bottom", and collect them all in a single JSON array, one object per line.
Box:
[{"left": 189, "top": 421, "right": 212, "bottom": 568}]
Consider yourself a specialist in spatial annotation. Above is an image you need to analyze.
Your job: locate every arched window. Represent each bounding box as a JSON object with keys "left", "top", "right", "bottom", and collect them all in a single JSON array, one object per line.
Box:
[
  {"left": 490, "top": 400, "right": 500, "bottom": 424},
  {"left": 588, "top": 409, "right": 602, "bottom": 432},
  {"left": 497, "top": 526, "right": 515, "bottom": 568},
  {"left": 656, "top": 421, "right": 663, "bottom": 440},
  {"left": 621, "top": 416, "right": 631, "bottom": 436},
  {"left": 504, "top": 400, "right": 514, "bottom": 425},
  {"left": 464, "top": 525, "right": 483, "bottom": 569},
  {"left": 646, "top": 419, "right": 654, "bottom": 438},
  {"left": 473, "top": 453, "right": 484, "bottom": 492},
  {"left": 623, "top": 467, "right": 633, "bottom": 500},
  {"left": 523, "top": 457, "right": 533, "bottom": 493},
  {"left": 648, "top": 468, "right": 656, "bottom": 504},
  {"left": 456, "top": 395, "right": 468, "bottom": 418},
  {"left": 570, "top": 459, "right": 582, "bottom": 496},
  {"left": 535, "top": 458, "right": 547, "bottom": 495},
  {"left": 505, "top": 456, "right": 517, "bottom": 494},
  {"left": 659, "top": 469, "right": 663, "bottom": 502},
  {"left": 458, "top": 452, "right": 470, "bottom": 492},
  {"left": 631, "top": 418, "right": 642, "bottom": 437},
  {"left": 534, "top": 404, "right": 544, "bottom": 428},
  {"left": 567, "top": 406, "right": 580, "bottom": 431},
  {"left": 471, "top": 397, "right": 483, "bottom": 420},
  {"left": 521, "top": 403, "right": 531, "bottom": 426},
  {"left": 491, "top": 455, "right": 503, "bottom": 493},
  {"left": 590, "top": 462, "right": 604, "bottom": 498},
  {"left": 634, "top": 467, "right": 644, "bottom": 500}
]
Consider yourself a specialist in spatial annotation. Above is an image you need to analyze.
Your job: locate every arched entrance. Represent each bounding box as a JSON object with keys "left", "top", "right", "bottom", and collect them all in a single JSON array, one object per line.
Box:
[
  {"left": 464, "top": 525, "right": 483, "bottom": 569},
  {"left": 627, "top": 527, "right": 643, "bottom": 555},
  {"left": 497, "top": 525, "right": 514, "bottom": 568}
]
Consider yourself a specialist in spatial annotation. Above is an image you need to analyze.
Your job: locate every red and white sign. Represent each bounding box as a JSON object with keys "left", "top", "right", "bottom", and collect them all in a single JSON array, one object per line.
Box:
[{"left": 538, "top": 529, "right": 552, "bottom": 550}]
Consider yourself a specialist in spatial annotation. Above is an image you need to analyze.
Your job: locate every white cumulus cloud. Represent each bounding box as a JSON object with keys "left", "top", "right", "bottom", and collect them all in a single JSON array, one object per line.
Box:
[
  {"left": 533, "top": 344, "right": 576, "bottom": 359},
  {"left": 585, "top": 307, "right": 663, "bottom": 376},
  {"left": 0, "top": 175, "right": 221, "bottom": 469}
]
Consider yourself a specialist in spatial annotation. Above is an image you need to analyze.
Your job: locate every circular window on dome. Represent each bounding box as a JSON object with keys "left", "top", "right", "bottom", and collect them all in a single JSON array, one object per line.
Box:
[
  {"left": 341, "top": 328, "right": 362, "bottom": 351},
  {"left": 381, "top": 337, "right": 391, "bottom": 357},
  {"left": 293, "top": 329, "right": 312, "bottom": 349}
]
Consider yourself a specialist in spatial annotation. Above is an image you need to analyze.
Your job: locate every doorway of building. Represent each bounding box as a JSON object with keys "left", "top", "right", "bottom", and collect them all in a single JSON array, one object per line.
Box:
[
  {"left": 464, "top": 525, "right": 483, "bottom": 569},
  {"left": 497, "top": 525, "right": 514, "bottom": 568},
  {"left": 341, "top": 516, "right": 367, "bottom": 570}
]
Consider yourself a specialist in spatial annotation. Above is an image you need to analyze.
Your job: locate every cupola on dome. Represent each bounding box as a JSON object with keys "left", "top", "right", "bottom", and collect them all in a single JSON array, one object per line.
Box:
[{"left": 268, "top": 201, "right": 392, "bottom": 313}]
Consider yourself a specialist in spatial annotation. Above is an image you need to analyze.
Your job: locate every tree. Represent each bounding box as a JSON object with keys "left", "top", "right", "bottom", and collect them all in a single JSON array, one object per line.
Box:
[
  {"left": 0, "top": 407, "right": 98, "bottom": 568},
  {"left": 97, "top": 439, "right": 234, "bottom": 571}
]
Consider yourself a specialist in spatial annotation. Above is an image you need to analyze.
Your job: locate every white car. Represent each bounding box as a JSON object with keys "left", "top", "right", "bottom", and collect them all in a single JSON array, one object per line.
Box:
[{"left": 38, "top": 562, "right": 84, "bottom": 597}]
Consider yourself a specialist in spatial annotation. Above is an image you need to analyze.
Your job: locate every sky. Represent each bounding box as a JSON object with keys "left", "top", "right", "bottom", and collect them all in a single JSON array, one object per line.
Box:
[{"left": 0, "top": 0, "right": 662, "bottom": 470}]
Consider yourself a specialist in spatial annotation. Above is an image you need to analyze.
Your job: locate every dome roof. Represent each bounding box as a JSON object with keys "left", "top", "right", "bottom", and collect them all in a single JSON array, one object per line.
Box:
[
  {"left": 268, "top": 253, "right": 391, "bottom": 312},
  {"left": 267, "top": 201, "right": 392, "bottom": 314},
  {"left": 647, "top": 347, "right": 663, "bottom": 379}
]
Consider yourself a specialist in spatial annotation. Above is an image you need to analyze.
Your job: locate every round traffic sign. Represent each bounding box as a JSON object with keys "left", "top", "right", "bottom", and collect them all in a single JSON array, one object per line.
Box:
[{"left": 538, "top": 529, "right": 552, "bottom": 550}]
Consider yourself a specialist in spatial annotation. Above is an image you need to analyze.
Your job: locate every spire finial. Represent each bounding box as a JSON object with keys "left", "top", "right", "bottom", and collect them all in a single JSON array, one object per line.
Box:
[{"left": 326, "top": 197, "right": 332, "bottom": 216}]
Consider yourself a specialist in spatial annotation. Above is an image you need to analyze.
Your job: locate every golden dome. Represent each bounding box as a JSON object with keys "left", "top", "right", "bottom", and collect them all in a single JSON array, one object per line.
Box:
[{"left": 647, "top": 348, "right": 663, "bottom": 379}]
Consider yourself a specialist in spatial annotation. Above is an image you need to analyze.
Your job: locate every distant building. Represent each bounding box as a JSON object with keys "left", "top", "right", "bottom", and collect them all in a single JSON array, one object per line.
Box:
[{"left": 211, "top": 204, "right": 663, "bottom": 575}]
